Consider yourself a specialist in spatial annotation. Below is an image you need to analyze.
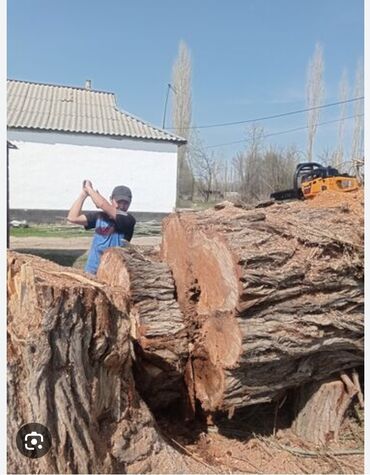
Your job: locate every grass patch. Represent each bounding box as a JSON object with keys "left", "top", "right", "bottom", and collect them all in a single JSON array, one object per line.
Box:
[
  {"left": 10, "top": 225, "right": 94, "bottom": 238},
  {"left": 11, "top": 221, "right": 162, "bottom": 238},
  {"left": 177, "top": 200, "right": 221, "bottom": 211},
  {"left": 191, "top": 201, "right": 219, "bottom": 210}
]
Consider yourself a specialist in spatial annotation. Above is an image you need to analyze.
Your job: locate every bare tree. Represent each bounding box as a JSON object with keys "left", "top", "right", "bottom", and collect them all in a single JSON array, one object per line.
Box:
[
  {"left": 217, "top": 157, "right": 232, "bottom": 196},
  {"left": 172, "top": 40, "right": 194, "bottom": 201},
  {"left": 261, "top": 145, "right": 299, "bottom": 195},
  {"left": 245, "top": 125, "right": 264, "bottom": 199},
  {"left": 318, "top": 147, "right": 336, "bottom": 167},
  {"left": 232, "top": 125, "right": 265, "bottom": 201},
  {"left": 306, "top": 43, "right": 325, "bottom": 162},
  {"left": 334, "top": 69, "right": 349, "bottom": 169},
  {"left": 188, "top": 129, "right": 220, "bottom": 202},
  {"left": 351, "top": 59, "right": 364, "bottom": 168},
  {"left": 231, "top": 125, "right": 300, "bottom": 203}
]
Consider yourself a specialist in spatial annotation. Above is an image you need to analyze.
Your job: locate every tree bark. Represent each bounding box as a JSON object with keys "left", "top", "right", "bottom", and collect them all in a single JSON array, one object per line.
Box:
[
  {"left": 7, "top": 251, "right": 198, "bottom": 474},
  {"left": 97, "top": 247, "right": 189, "bottom": 412},
  {"left": 161, "top": 197, "right": 364, "bottom": 414},
  {"left": 292, "top": 373, "right": 360, "bottom": 445}
]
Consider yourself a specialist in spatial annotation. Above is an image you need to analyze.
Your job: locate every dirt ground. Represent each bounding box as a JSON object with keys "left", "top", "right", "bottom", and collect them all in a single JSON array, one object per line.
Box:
[
  {"left": 9, "top": 235, "right": 162, "bottom": 269},
  {"left": 157, "top": 403, "right": 364, "bottom": 475},
  {"left": 10, "top": 235, "right": 161, "bottom": 250}
]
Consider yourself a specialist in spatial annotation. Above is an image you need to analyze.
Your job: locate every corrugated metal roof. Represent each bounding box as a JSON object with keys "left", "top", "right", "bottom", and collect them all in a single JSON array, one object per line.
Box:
[{"left": 7, "top": 79, "right": 186, "bottom": 143}]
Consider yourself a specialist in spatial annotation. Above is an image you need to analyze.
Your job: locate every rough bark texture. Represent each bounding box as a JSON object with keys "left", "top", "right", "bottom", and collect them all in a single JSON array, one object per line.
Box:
[
  {"left": 97, "top": 247, "right": 189, "bottom": 411},
  {"left": 292, "top": 375, "right": 358, "bottom": 445},
  {"left": 7, "top": 251, "right": 200, "bottom": 474},
  {"left": 161, "top": 193, "right": 364, "bottom": 413}
]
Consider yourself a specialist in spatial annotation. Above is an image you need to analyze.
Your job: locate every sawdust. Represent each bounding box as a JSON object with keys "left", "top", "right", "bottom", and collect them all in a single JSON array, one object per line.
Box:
[
  {"left": 305, "top": 188, "right": 364, "bottom": 214},
  {"left": 187, "top": 428, "right": 364, "bottom": 474},
  {"left": 158, "top": 403, "right": 364, "bottom": 474},
  {"left": 210, "top": 189, "right": 364, "bottom": 220}
]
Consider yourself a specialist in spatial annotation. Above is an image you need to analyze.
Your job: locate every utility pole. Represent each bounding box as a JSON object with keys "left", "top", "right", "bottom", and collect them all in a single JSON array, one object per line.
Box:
[
  {"left": 162, "top": 83, "right": 177, "bottom": 129},
  {"left": 7, "top": 141, "right": 17, "bottom": 249},
  {"left": 162, "top": 84, "right": 171, "bottom": 129}
]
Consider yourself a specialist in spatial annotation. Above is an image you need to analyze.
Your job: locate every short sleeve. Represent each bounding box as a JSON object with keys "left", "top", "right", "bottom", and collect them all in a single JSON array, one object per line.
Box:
[
  {"left": 83, "top": 212, "right": 99, "bottom": 230},
  {"left": 115, "top": 212, "right": 136, "bottom": 241}
]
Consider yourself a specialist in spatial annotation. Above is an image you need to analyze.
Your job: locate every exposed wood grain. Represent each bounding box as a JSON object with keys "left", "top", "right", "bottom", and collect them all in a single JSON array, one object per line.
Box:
[{"left": 292, "top": 377, "right": 356, "bottom": 445}]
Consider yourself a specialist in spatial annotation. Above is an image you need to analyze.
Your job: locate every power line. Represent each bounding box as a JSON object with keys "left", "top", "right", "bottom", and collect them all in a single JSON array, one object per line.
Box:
[
  {"left": 204, "top": 114, "right": 364, "bottom": 149},
  {"left": 167, "top": 96, "right": 364, "bottom": 130}
]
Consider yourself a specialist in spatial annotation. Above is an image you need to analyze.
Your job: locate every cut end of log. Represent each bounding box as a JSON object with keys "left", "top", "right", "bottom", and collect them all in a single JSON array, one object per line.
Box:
[
  {"left": 201, "top": 313, "right": 242, "bottom": 368},
  {"left": 192, "top": 232, "right": 240, "bottom": 314},
  {"left": 162, "top": 213, "right": 243, "bottom": 412},
  {"left": 191, "top": 313, "right": 241, "bottom": 411},
  {"left": 97, "top": 247, "right": 131, "bottom": 292},
  {"left": 292, "top": 376, "right": 359, "bottom": 445},
  {"left": 192, "top": 357, "right": 225, "bottom": 412},
  {"left": 161, "top": 213, "right": 193, "bottom": 311}
]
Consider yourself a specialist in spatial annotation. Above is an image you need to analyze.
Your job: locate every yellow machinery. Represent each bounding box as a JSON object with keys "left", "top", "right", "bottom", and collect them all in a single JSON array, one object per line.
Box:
[{"left": 271, "top": 162, "right": 360, "bottom": 201}]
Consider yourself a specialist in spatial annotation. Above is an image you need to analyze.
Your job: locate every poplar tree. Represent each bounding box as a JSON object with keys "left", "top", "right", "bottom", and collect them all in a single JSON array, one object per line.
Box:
[
  {"left": 172, "top": 40, "right": 194, "bottom": 201},
  {"left": 351, "top": 60, "right": 364, "bottom": 166},
  {"left": 334, "top": 69, "right": 349, "bottom": 169},
  {"left": 306, "top": 43, "right": 325, "bottom": 162}
]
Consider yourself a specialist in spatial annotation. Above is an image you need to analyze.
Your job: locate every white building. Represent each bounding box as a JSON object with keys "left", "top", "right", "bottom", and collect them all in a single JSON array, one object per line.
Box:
[{"left": 7, "top": 79, "right": 185, "bottom": 222}]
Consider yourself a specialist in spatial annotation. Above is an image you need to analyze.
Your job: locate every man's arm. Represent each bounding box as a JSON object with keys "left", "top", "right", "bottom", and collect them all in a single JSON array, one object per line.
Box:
[
  {"left": 84, "top": 184, "right": 118, "bottom": 219},
  {"left": 67, "top": 191, "right": 88, "bottom": 225}
]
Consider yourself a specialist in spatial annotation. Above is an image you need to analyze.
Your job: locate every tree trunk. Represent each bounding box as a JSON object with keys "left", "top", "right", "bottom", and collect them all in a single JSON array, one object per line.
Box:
[
  {"left": 97, "top": 247, "right": 190, "bottom": 412},
  {"left": 292, "top": 371, "right": 361, "bottom": 445},
  {"left": 161, "top": 196, "right": 364, "bottom": 414},
  {"left": 7, "top": 251, "right": 199, "bottom": 474}
]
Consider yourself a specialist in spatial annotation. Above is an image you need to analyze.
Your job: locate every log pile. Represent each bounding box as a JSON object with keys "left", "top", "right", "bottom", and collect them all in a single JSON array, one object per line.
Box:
[{"left": 7, "top": 189, "right": 364, "bottom": 472}]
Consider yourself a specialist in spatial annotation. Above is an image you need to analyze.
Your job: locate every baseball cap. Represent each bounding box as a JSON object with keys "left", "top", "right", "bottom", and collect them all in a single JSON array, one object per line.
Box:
[{"left": 111, "top": 185, "right": 132, "bottom": 203}]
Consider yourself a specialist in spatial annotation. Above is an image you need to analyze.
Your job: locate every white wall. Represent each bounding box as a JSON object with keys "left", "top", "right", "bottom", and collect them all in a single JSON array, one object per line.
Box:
[{"left": 8, "top": 130, "right": 179, "bottom": 213}]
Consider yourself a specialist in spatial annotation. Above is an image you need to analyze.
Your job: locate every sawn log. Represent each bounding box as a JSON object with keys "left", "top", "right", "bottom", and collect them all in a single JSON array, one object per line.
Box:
[{"left": 161, "top": 194, "right": 364, "bottom": 414}]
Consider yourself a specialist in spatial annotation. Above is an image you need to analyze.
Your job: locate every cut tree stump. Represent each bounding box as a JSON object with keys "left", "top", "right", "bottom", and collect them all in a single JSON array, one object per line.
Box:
[
  {"left": 292, "top": 372, "right": 360, "bottom": 445},
  {"left": 97, "top": 246, "right": 189, "bottom": 411},
  {"left": 7, "top": 251, "right": 201, "bottom": 474},
  {"left": 161, "top": 195, "right": 364, "bottom": 414}
]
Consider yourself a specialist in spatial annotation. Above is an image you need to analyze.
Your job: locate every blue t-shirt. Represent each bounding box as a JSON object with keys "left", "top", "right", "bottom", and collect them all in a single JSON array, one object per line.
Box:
[{"left": 83, "top": 210, "right": 136, "bottom": 274}]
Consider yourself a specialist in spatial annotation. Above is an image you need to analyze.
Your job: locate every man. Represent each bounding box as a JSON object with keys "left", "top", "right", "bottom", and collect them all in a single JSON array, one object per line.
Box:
[{"left": 67, "top": 180, "right": 136, "bottom": 274}]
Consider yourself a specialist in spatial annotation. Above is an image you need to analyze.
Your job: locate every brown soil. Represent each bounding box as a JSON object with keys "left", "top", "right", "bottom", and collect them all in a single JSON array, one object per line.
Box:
[
  {"left": 10, "top": 235, "right": 161, "bottom": 250},
  {"left": 158, "top": 404, "right": 364, "bottom": 474}
]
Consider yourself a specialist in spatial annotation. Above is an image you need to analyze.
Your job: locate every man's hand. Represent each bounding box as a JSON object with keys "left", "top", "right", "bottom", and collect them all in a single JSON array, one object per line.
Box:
[
  {"left": 82, "top": 180, "right": 106, "bottom": 210},
  {"left": 83, "top": 179, "right": 94, "bottom": 195},
  {"left": 68, "top": 184, "right": 90, "bottom": 226}
]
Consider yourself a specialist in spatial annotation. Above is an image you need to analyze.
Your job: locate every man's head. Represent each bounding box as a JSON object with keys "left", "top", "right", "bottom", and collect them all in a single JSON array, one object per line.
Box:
[{"left": 111, "top": 185, "right": 132, "bottom": 211}]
